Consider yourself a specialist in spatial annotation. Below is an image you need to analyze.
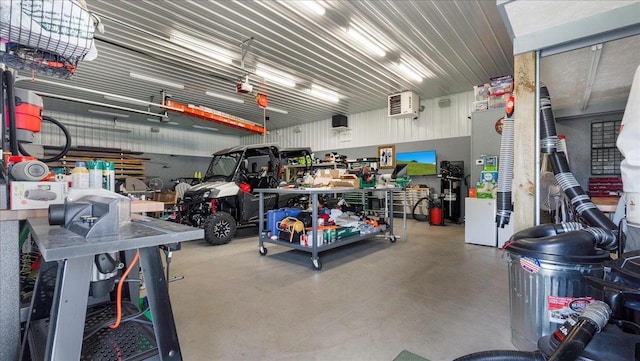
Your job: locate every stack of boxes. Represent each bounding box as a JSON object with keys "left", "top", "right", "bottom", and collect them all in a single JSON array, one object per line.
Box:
[{"left": 473, "top": 75, "right": 514, "bottom": 111}]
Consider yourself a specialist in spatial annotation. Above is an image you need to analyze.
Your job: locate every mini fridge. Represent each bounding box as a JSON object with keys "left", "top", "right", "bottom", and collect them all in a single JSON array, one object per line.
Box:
[{"left": 465, "top": 197, "right": 514, "bottom": 247}]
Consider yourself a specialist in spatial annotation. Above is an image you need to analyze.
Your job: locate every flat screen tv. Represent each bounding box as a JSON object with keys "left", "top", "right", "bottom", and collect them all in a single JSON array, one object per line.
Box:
[{"left": 395, "top": 150, "right": 437, "bottom": 176}]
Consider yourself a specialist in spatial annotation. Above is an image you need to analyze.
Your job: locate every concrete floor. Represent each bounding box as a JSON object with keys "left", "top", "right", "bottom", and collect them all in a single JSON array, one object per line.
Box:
[{"left": 167, "top": 220, "right": 516, "bottom": 361}]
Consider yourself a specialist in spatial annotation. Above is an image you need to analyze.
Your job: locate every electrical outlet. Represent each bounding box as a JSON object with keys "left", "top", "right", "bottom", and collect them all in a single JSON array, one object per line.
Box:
[{"left": 475, "top": 159, "right": 484, "bottom": 166}]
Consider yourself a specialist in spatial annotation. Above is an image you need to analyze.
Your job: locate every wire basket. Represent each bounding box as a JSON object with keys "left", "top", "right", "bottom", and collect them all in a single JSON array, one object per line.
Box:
[{"left": 0, "top": 0, "right": 98, "bottom": 78}]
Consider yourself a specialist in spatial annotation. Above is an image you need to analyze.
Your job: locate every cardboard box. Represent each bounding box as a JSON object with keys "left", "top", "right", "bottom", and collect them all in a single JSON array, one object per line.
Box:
[
  {"left": 10, "top": 181, "right": 67, "bottom": 210},
  {"left": 330, "top": 174, "right": 359, "bottom": 189}
]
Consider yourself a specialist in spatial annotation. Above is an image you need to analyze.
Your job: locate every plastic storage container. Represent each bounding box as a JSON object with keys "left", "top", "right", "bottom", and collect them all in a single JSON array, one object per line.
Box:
[
  {"left": 71, "top": 161, "right": 89, "bottom": 189},
  {"left": 266, "top": 207, "right": 302, "bottom": 236},
  {"left": 506, "top": 236, "right": 609, "bottom": 351}
]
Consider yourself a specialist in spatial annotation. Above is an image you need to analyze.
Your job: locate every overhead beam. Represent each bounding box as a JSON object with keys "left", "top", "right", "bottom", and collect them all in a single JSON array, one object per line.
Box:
[{"left": 499, "top": 2, "right": 640, "bottom": 56}]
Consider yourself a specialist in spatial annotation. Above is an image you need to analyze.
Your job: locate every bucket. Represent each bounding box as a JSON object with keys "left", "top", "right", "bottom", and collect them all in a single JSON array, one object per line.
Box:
[
  {"left": 506, "top": 236, "right": 609, "bottom": 351},
  {"left": 429, "top": 206, "right": 443, "bottom": 226}
]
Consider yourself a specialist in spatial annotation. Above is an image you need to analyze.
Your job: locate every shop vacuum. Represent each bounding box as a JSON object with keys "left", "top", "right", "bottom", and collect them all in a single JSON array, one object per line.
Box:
[
  {"left": 1, "top": 70, "right": 71, "bottom": 208},
  {"left": 454, "top": 65, "right": 640, "bottom": 361}
]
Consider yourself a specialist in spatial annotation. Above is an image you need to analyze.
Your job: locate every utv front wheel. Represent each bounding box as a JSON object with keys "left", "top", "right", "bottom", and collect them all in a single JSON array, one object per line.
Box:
[{"left": 203, "top": 212, "right": 237, "bottom": 245}]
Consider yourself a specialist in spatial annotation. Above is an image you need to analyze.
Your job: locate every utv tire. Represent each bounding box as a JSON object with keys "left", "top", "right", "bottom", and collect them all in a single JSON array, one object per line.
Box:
[{"left": 204, "top": 211, "right": 237, "bottom": 245}]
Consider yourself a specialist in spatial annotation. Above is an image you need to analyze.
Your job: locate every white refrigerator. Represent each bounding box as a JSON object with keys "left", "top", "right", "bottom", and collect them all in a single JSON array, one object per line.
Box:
[{"left": 465, "top": 198, "right": 514, "bottom": 247}]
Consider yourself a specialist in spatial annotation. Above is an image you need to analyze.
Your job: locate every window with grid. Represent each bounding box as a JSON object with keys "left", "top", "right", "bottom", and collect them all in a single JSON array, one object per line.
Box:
[{"left": 591, "top": 120, "right": 623, "bottom": 175}]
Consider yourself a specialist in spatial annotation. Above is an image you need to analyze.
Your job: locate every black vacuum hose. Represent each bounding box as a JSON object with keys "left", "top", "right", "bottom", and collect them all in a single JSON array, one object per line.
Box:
[
  {"left": 17, "top": 115, "right": 71, "bottom": 162},
  {"left": 3, "top": 71, "right": 20, "bottom": 156},
  {"left": 453, "top": 350, "right": 546, "bottom": 361}
]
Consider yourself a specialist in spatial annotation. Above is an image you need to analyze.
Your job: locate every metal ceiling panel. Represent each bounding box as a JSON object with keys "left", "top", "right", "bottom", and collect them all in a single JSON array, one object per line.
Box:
[{"left": 6, "top": 0, "right": 514, "bottom": 135}]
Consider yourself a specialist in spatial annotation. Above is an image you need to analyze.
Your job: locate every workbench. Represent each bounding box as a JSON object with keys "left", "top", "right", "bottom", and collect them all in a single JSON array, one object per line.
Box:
[
  {"left": 255, "top": 187, "right": 400, "bottom": 270},
  {"left": 26, "top": 215, "right": 203, "bottom": 361}
]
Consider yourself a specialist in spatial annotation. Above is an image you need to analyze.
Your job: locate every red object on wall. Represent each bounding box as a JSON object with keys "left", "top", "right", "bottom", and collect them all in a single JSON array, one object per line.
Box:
[{"left": 256, "top": 93, "right": 268, "bottom": 108}]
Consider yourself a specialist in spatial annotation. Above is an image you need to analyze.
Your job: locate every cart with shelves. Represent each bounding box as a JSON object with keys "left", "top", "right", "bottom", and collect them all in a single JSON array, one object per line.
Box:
[{"left": 255, "top": 187, "right": 400, "bottom": 270}]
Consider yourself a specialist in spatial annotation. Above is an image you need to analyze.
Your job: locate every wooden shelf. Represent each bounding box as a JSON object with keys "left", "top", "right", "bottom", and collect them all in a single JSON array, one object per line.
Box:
[{"left": 44, "top": 146, "right": 147, "bottom": 180}]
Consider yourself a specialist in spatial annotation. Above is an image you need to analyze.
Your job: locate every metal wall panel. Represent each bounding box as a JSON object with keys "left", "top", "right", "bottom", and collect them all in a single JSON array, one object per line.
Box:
[
  {"left": 242, "top": 90, "right": 474, "bottom": 151},
  {"left": 36, "top": 111, "right": 240, "bottom": 157}
]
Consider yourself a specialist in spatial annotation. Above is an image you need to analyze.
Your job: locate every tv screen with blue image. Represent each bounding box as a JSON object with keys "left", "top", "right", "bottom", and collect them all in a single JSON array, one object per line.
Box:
[{"left": 395, "top": 150, "right": 437, "bottom": 176}]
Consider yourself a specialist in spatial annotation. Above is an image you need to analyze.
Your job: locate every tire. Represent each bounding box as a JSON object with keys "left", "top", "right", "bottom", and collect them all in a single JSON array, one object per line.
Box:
[
  {"left": 203, "top": 211, "right": 237, "bottom": 245},
  {"left": 412, "top": 197, "right": 431, "bottom": 222}
]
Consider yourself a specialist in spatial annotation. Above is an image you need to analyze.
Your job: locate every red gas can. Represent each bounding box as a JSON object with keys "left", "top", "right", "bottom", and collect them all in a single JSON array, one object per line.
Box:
[{"left": 429, "top": 206, "right": 443, "bottom": 226}]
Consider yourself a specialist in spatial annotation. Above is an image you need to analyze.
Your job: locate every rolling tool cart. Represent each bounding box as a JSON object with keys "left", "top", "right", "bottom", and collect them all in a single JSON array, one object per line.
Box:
[{"left": 255, "top": 187, "right": 400, "bottom": 270}]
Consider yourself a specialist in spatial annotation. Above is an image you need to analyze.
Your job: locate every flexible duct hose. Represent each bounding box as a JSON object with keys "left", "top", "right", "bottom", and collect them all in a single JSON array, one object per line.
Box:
[
  {"left": 509, "top": 222, "right": 583, "bottom": 242},
  {"left": 540, "top": 86, "right": 559, "bottom": 154},
  {"left": 540, "top": 86, "right": 616, "bottom": 234},
  {"left": 3, "top": 71, "right": 20, "bottom": 156},
  {"left": 496, "top": 117, "right": 515, "bottom": 227},
  {"left": 453, "top": 350, "right": 546, "bottom": 361},
  {"left": 17, "top": 116, "right": 71, "bottom": 162}
]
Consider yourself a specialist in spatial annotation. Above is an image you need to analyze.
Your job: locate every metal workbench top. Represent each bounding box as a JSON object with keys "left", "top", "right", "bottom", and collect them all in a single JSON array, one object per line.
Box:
[{"left": 28, "top": 215, "right": 203, "bottom": 262}]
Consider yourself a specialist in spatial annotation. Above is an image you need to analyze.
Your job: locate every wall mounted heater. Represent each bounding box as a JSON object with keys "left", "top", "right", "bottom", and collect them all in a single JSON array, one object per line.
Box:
[{"left": 388, "top": 91, "right": 420, "bottom": 118}]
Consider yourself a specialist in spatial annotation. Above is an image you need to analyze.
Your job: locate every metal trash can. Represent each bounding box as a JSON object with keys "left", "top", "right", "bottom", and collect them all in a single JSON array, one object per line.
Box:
[{"left": 506, "top": 237, "right": 609, "bottom": 351}]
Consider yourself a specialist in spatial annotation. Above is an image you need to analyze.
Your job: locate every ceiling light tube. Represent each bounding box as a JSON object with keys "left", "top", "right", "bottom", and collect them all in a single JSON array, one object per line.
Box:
[
  {"left": 346, "top": 26, "right": 386, "bottom": 57},
  {"left": 129, "top": 72, "right": 185, "bottom": 90},
  {"left": 304, "top": 1, "right": 326, "bottom": 15},
  {"left": 255, "top": 64, "right": 296, "bottom": 88},
  {"left": 61, "top": 122, "right": 132, "bottom": 133},
  {"left": 193, "top": 125, "right": 219, "bottom": 132},
  {"left": 170, "top": 30, "right": 234, "bottom": 64},
  {"left": 265, "top": 106, "right": 289, "bottom": 114},
  {"left": 205, "top": 90, "right": 245, "bottom": 104},
  {"left": 146, "top": 118, "right": 179, "bottom": 125},
  {"left": 104, "top": 95, "right": 151, "bottom": 106},
  {"left": 88, "top": 109, "right": 130, "bottom": 118},
  {"left": 309, "top": 84, "right": 340, "bottom": 103},
  {"left": 397, "top": 62, "right": 423, "bottom": 83}
]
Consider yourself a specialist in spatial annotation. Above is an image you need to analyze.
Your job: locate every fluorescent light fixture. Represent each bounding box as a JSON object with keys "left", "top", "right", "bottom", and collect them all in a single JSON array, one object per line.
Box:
[
  {"left": 146, "top": 118, "right": 179, "bottom": 125},
  {"left": 88, "top": 109, "right": 130, "bottom": 118},
  {"left": 304, "top": 0, "right": 326, "bottom": 15},
  {"left": 129, "top": 72, "right": 185, "bottom": 90},
  {"left": 346, "top": 25, "right": 386, "bottom": 57},
  {"left": 265, "top": 106, "right": 289, "bottom": 114},
  {"left": 193, "top": 125, "right": 219, "bottom": 132},
  {"left": 170, "top": 30, "right": 234, "bottom": 64},
  {"left": 397, "top": 62, "right": 423, "bottom": 83},
  {"left": 62, "top": 122, "right": 132, "bottom": 133},
  {"left": 308, "top": 84, "right": 340, "bottom": 103},
  {"left": 255, "top": 64, "right": 296, "bottom": 88},
  {"left": 205, "top": 90, "right": 245, "bottom": 104},
  {"left": 104, "top": 95, "right": 150, "bottom": 106}
]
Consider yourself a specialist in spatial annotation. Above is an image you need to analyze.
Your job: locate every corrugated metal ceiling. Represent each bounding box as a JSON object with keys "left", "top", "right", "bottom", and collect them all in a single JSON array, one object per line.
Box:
[{"left": 10, "top": 0, "right": 514, "bottom": 135}]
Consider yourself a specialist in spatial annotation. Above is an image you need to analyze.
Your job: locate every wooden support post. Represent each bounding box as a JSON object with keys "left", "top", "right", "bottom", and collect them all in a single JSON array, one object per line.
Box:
[{"left": 513, "top": 52, "right": 537, "bottom": 231}]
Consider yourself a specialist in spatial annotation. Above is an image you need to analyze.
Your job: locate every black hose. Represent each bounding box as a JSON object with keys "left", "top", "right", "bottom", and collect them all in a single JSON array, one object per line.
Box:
[
  {"left": 1, "top": 69, "right": 5, "bottom": 155},
  {"left": 17, "top": 115, "right": 71, "bottom": 162},
  {"left": 453, "top": 350, "right": 546, "bottom": 361},
  {"left": 550, "top": 153, "right": 616, "bottom": 231},
  {"left": 540, "top": 86, "right": 559, "bottom": 154},
  {"left": 3, "top": 71, "right": 20, "bottom": 156},
  {"left": 509, "top": 222, "right": 583, "bottom": 242}
]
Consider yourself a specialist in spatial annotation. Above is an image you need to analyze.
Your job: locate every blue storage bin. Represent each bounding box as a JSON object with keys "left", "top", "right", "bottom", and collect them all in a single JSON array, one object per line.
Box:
[{"left": 266, "top": 207, "right": 302, "bottom": 236}]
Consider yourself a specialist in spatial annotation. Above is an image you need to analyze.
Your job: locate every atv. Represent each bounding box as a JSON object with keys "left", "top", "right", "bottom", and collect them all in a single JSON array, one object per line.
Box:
[{"left": 174, "top": 144, "right": 310, "bottom": 245}]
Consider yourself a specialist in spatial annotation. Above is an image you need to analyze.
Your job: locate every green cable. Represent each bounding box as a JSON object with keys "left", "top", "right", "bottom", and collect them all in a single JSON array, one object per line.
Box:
[{"left": 19, "top": 224, "right": 30, "bottom": 249}]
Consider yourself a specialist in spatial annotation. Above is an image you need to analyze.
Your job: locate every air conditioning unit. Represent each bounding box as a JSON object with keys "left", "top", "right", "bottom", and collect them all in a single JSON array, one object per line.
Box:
[{"left": 388, "top": 91, "right": 420, "bottom": 118}]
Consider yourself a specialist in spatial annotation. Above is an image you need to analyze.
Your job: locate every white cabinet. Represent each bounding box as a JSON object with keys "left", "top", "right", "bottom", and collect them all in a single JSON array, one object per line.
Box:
[{"left": 464, "top": 198, "right": 515, "bottom": 247}]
